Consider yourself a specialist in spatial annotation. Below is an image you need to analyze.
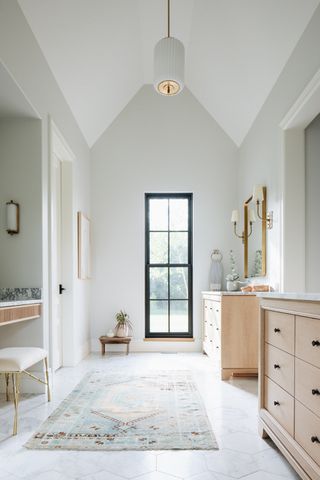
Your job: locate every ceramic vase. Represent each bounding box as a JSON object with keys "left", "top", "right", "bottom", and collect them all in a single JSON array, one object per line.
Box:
[
  {"left": 226, "top": 280, "right": 239, "bottom": 292},
  {"left": 115, "top": 324, "right": 129, "bottom": 337}
]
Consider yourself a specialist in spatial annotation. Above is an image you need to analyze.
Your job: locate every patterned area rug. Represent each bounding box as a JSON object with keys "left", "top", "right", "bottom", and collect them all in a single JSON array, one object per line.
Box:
[{"left": 25, "top": 370, "right": 218, "bottom": 451}]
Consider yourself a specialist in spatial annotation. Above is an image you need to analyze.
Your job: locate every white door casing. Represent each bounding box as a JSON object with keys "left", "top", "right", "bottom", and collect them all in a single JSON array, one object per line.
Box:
[{"left": 49, "top": 119, "right": 76, "bottom": 369}]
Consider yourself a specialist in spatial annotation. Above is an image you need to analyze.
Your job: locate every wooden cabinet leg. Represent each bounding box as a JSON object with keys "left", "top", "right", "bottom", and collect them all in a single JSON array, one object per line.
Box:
[
  {"left": 258, "top": 420, "right": 269, "bottom": 439},
  {"left": 221, "top": 369, "right": 232, "bottom": 380},
  {"left": 101, "top": 343, "right": 106, "bottom": 356},
  {"left": 126, "top": 343, "right": 129, "bottom": 355}
]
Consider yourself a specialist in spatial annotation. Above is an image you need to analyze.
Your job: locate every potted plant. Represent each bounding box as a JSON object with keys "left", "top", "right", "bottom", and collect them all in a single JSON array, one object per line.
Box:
[
  {"left": 226, "top": 250, "right": 240, "bottom": 291},
  {"left": 114, "top": 310, "right": 132, "bottom": 337}
]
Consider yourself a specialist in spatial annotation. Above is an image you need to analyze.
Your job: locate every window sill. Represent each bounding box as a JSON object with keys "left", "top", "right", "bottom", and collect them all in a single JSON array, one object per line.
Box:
[{"left": 144, "top": 338, "right": 195, "bottom": 342}]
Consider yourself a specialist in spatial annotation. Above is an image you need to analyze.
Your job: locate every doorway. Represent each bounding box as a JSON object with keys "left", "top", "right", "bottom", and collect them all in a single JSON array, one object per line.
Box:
[
  {"left": 280, "top": 69, "right": 320, "bottom": 292},
  {"left": 50, "top": 120, "right": 76, "bottom": 369}
]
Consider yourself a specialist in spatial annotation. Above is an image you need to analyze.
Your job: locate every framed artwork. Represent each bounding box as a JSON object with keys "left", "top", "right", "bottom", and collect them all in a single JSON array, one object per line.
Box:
[{"left": 77, "top": 212, "right": 91, "bottom": 279}]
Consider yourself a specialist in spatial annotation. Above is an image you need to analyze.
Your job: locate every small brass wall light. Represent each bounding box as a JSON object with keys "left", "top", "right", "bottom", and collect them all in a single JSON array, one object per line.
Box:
[
  {"left": 252, "top": 185, "right": 273, "bottom": 229},
  {"left": 6, "top": 200, "right": 20, "bottom": 235}
]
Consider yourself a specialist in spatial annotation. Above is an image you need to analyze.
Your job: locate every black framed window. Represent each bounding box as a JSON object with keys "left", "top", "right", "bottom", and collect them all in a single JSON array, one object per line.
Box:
[{"left": 145, "top": 193, "right": 193, "bottom": 338}]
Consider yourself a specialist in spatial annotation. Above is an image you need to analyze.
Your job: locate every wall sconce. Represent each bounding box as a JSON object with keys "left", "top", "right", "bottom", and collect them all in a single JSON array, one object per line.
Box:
[
  {"left": 6, "top": 200, "right": 20, "bottom": 235},
  {"left": 231, "top": 208, "right": 256, "bottom": 243},
  {"left": 253, "top": 185, "right": 273, "bottom": 229}
]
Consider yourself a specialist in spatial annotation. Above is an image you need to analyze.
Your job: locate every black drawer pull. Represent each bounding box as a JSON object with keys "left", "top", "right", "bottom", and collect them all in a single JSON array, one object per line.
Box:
[
  {"left": 312, "top": 389, "right": 320, "bottom": 395},
  {"left": 210, "top": 340, "right": 213, "bottom": 343},
  {"left": 311, "top": 436, "right": 320, "bottom": 443},
  {"left": 274, "top": 328, "right": 281, "bottom": 333},
  {"left": 210, "top": 324, "right": 213, "bottom": 326},
  {"left": 312, "top": 340, "right": 320, "bottom": 347},
  {"left": 216, "top": 309, "right": 219, "bottom": 313},
  {"left": 216, "top": 346, "right": 219, "bottom": 349},
  {"left": 273, "top": 401, "right": 280, "bottom": 406},
  {"left": 216, "top": 327, "right": 219, "bottom": 331},
  {"left": 274, "top": 364, "right": 280, "bottom": 369}
]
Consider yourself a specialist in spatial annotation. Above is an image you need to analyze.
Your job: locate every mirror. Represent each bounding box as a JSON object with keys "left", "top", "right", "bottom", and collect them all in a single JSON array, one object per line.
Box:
[{"left": 244, "top": 187, "right": 267, "bottom": 278}]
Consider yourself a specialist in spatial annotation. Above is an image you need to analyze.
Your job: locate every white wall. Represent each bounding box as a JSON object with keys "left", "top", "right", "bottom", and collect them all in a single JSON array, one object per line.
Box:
[
  {"left": 237, "top": 5, "right": 320, "bottom": 290},
  {"left": 0, "top": 119, "right": 42, "bottom": 287},
  {"left": 91, "top": 86, "right": 239, "bottom": 352},
  {"left": 0, "top": 1, "right": 91, "bottom": 362},
  {"left": 305, "top": 113, "right": 320, "bottom": 292}
]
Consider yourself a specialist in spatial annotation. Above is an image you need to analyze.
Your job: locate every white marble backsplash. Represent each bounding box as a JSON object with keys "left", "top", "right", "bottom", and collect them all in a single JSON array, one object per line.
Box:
[{"left": 0, "top": 287, "right": 41, "bottom": 301}]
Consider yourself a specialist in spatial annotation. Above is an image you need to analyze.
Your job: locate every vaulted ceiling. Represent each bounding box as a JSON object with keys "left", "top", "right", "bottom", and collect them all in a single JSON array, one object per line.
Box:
[{"left": 18, "top": 0, "right": 319, "bottom": 147}]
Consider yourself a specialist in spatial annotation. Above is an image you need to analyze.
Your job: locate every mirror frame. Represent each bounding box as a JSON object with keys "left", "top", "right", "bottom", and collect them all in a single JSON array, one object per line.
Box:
[{"left": 244, "top": 186, "right": 267, "bottom": 278}]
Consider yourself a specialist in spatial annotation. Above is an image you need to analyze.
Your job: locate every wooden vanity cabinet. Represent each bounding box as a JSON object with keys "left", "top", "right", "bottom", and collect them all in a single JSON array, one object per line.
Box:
[
  {"left": 259, "top": 298, "right": 320, "bottom": 480},
  {"left": 202, "top": 292, "right": 259, "bottom": 380}
]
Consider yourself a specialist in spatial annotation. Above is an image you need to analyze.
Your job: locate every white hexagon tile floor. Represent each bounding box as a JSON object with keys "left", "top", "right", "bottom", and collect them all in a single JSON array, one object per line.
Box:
[{"left": 0, "top": 353, "right": 300, "bottom": 480}]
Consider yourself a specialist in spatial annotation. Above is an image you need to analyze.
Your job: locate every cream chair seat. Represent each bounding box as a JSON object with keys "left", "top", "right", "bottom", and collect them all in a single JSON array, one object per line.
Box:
[{"left": 0, "top": 347, "right": 51, "bottom": 435}]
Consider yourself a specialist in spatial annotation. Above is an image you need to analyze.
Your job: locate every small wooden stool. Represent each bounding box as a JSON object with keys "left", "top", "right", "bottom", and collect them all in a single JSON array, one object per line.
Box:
[{"left": 99, "top": 336, "right": 131, "bottom": 356}]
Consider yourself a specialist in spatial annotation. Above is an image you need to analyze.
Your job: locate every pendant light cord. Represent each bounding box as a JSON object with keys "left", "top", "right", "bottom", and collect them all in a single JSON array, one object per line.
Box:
[{"left": 167, "top": 0, "right": 170, "bottom": 37}]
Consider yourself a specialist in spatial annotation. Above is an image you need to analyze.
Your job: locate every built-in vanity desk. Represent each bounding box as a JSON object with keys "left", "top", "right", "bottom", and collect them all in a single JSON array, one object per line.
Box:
[
  {"left": 259, "top": 293, "right": 320, "bottom": 480},
  {"left": 202, "top": 291, "right": 259, "bottom": 380},
  {"left": 0, "top": 300, "right": 41, "bottom": 326}
]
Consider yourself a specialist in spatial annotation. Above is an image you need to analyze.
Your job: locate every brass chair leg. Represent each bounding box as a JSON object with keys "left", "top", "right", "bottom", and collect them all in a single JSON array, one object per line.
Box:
[
  {"left": 5, "top": 373, "right": 10, "bottom": 401},
  {"left": 44, "top": 357, "right": 51, "bottom": 402},
  {"left": 12, "top": 373, "right": 20, "bottom": 436}
]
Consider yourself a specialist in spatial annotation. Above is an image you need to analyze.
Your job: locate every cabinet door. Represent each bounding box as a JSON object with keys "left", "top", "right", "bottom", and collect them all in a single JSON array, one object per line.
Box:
[{"left": 221, "top": 296, "right": 259, "bottom": 369}]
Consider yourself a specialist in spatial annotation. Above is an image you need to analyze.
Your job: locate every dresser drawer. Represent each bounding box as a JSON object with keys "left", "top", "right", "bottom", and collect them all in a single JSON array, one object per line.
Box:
[
  {"left": 296, "top": 316, "right": 320, "bottom": 368},
  {"left": 264, "top": 376, "right": 294, "bottom": 436},
  {"left": 296, "top": 357, "right": 320, "bottom": 418},
  {"left": 295, "top": 400, "right": 320, "bottom": 467},
  {"left": 265, "top": 310, "right": 294, "bottom": 354},
  {"left": 265, "top": 343, "right": 294, "bottom": 395}
]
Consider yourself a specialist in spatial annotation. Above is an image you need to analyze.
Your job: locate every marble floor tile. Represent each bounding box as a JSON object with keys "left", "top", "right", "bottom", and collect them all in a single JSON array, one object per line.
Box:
[
  {"left": 0, "top": 353, "right": 302, "bottom": 480},
  {"left": 205, "top": 449, "right": 259, "bottom": 478},
  {"left": 157, "top": 451, "right": 208, "bottom": 478}
]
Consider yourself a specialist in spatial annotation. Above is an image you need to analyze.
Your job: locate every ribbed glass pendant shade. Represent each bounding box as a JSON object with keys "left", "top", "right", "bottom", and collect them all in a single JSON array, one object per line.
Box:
[{"left": 154, "top": 36, "right": 185, "bottom": 96}]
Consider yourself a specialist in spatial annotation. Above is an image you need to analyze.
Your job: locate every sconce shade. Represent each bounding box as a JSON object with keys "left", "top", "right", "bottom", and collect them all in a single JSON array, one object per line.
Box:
[
  {"left": 6, "top": 200, "right": 19, "bottom": 235},
  {"left": 249, "top": 208, "right": 256, "bottom": 223},
  {"left": 231, "top": 209, "right": 239, "bottom": 223},
  {"left": 253, "top": 185, "right": 264, "bottom": 202},
  {"left": 154, "top": 37, "right": 185, "bottom": 95}
]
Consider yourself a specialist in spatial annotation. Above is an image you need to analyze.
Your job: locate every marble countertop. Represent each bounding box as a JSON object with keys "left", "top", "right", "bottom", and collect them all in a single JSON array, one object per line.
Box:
[
  {"left": 257, "top": 292, "right": 320, "bottom": 301},
  {"left": 202, "top": 291, "right": 256, "bottom": 296},
  {"left": 0, "top": 299, "right": 43, "bottom": 308}
]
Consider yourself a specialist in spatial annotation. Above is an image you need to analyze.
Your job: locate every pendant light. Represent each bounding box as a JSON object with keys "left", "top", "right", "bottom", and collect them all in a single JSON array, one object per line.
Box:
[{"left": 154, "top": 0, "right": 185, "bottom": 96}]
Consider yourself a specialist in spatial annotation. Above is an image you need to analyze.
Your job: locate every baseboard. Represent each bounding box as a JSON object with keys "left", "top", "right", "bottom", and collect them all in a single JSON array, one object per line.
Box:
[
  {"left": 77, "top": 339, "right": 91, "bottom": 363},
  {"left": 90, "top": 338, "right": 201, "bottom": 353},
  {"left": 0, "top": 369, "right": 52, "bottom": 394}
]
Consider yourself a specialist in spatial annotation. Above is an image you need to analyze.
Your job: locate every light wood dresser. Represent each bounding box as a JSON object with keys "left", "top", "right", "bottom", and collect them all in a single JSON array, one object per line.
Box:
[
  {"left": 202, "top": 292, "right": 259, "bottom": 380},
  {"left": 259, "top": 294, "right": 320, "bottom": 480}
]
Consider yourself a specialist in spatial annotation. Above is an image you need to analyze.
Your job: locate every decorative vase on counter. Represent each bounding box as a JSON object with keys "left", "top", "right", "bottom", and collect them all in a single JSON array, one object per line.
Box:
[
  {"left": 209, "top": 249, "right": 223, "bottom": 291},
  {"left": 226, "top": 280, "right": 239, "bottom": 292}
]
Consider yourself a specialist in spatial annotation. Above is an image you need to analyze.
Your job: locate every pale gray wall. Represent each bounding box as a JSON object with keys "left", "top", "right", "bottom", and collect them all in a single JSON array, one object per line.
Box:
[
  {"left": 90, "top": 86, "right": 239, "bottom": 352},
  {"left": 0, "top": 119, "right": 42, "bottom": 287},
  {"left": 237, "top": 5, "right": 320, "bottom": 290},
  {"left": 305, "top": 113, "right": 320, "bottom": 292},
  {"left": 0, "top": 1, "right": 91, "bottom": 360}
]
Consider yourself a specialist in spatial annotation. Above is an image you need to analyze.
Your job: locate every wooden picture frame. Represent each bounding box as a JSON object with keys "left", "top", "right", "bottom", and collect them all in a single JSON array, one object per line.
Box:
[{"left": 77, "top": 212, "right": 91, "bottom": 279}]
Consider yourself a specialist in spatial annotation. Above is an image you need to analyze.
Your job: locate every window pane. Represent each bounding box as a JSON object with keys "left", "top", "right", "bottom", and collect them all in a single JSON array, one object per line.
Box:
[
  {"left": 149, "top": 267, "right": 168, "bottom": 299},
  {"left": 149, "top": 199, "right": 168, "bottom": 231},
  {"left": 170, "top": 267, "right": 188, "bottom": 299},
  {"left": 170, "top": 232, "right": 188, "bottom": 264},
  {"left": 150, "top": 232, "right": 168, "bottom": 264},
  {"left": 170, "top": 301, "right": 188, "bottom": 332},
  {"left": 150, "top": 300, "right": 168, "bottom": 332},
  {"left": 169, "top": 199, "right": 188, "bottom": 230}
]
